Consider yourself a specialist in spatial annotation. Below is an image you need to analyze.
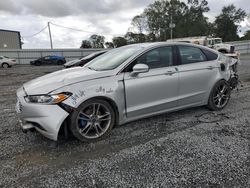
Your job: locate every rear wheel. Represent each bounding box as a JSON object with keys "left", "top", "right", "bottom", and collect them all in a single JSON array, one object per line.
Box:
[
  {"left": 69, "top": 99, "right": 115, "bottom": 142},
  {"left": 2, "top": 63, "right": 9, "bottom": 68},
  {"left": 208, "top": 80, "right": 231, "bottom": 111}
]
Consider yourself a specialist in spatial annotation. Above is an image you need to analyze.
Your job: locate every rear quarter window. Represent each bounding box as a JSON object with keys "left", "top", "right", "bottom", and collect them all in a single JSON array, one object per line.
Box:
[
  {"left": 201, "top": 49, "right": 218, "bottom": 61},
  {"left": 178, "top": 45, "right": 207, "bottom": 64}
]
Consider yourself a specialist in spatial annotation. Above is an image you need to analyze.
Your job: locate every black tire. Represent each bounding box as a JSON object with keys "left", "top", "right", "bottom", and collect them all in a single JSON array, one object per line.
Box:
[
  {"left": 208, "top": 80, "right": 231, "bottom": 111},
  {"left": 2, "top": 63, "right": 9, "bottom": 68},
  {"left": 69, "top": 99, "right": 115, "bottom": 142},
  {"left": 35, "top": 61, "right": 41, "bottom": 66}
]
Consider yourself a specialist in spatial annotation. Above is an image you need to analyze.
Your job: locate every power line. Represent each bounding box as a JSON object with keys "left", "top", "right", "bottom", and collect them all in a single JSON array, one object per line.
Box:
[
  {"left": 22, "top": 25, "right": 48, "bottom": 38},
  {"left": 21, "top": 22, "right": 124, "bottom": 39},
  {"left": 50, "top": 22, "right": 123, "bottom": 36},
  {"left": 50, "top": 22, "right": 94, "bottom": 34}
]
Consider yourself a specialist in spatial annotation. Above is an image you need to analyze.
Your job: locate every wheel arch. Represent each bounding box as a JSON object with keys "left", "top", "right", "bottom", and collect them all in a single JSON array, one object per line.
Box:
[
  {"left": 58, "top": 95, "right": 120, "bottom": 140},
  {"left": 88, "top": 96, "right": 120, "bottom": 126},
  {"left": 59, "top": 95, "right": 120, "bottom": 139}
]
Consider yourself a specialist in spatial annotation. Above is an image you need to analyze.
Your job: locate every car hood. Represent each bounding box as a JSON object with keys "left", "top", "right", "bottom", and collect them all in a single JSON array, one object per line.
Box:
[
  {"left": 23, "top": 67, "right": 113, "bottom": 95},
  {"left": 64, "top": 59, "right": 80, "bottom": 66}
]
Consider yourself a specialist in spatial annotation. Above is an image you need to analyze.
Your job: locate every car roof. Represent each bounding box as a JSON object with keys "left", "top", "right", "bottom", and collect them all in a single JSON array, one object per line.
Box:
[
  {"left": 124, "top": 41, "right": 202, "bottom": 48},
  {"left": 126, "top": 41, "right": 217, "bottom": 50}
]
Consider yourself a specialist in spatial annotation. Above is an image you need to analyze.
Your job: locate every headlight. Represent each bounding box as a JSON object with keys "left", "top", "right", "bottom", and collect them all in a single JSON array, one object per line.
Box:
[{"left": 24, "top": 92, "right": 72, "bottom": 104}]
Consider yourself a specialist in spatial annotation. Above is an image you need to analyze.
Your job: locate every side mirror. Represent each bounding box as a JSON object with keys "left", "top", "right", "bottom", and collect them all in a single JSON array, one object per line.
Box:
[{"left": 130, "top": 64, "right": 149, "bottom": 77}]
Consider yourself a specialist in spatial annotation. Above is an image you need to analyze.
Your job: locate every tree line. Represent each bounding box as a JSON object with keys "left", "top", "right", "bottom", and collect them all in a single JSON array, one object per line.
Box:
[{"left": 80, "top": 0, "right": 248, "bottom": 49}]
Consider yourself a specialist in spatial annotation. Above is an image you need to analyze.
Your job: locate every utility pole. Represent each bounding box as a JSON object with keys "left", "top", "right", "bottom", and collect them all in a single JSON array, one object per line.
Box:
[
  {"left": 170, "top": 14, "right": 173, "bottom": 39},
  {"left": 169, "top": 2, "right": 175, "bottom": 40},
  {"left": 48, "top": 22, "right": 53, "bottom": 49}
]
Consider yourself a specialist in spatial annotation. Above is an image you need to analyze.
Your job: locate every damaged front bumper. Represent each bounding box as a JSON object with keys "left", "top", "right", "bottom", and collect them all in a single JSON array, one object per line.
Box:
[{"left": 16, "top": 87, "right": 69, "bottom": 141}]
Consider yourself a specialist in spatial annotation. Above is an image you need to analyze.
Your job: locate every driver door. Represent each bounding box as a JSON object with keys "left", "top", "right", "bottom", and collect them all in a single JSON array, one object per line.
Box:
[{"left": 123, "top": 46, "right": 179, "bottom": 118}]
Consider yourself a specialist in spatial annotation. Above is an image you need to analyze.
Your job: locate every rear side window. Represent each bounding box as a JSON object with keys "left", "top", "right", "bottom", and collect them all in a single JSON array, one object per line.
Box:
[
  {"left": 178, "top": 45, "right": 206, "bottom": 64},
  {"left": 201, "top": 49, "right": 218, "bottom": 61}
]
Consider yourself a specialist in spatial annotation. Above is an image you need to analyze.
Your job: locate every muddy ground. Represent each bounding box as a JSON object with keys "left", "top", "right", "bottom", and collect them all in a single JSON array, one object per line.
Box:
[{"left": 0, "top": 57, "right": 250, "bottom": 187}]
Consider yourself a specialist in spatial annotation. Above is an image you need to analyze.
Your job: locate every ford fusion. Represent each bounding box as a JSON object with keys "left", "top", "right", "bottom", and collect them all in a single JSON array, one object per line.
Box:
[{"left": 16, "top": 42, "right": 238, "bottom": 142}]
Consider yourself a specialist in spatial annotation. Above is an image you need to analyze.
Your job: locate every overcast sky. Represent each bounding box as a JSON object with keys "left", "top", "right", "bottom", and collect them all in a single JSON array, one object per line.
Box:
[{"left": 0, "top": 0, "right": 249, "bottom": 49}]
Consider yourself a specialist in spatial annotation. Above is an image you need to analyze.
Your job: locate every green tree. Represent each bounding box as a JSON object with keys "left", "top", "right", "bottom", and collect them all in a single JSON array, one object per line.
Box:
[
  {"left": 131, "top": 0, "right": 211, "bottom": 41},
  {"left": 184, "top": 0, "right": 210, "bottom": 36},
  {"left": 131, "top": 14, "right": 148, "bottom": 33},
  {"left": 105, "top": 42, "right": 114, "bottom": 48},
  {"left": 89, "top": 34, "right": 105, "bottom": 48},
  {"left": 242, "top": 30, "right": 250, "bottom": 40},
  {"left": 125, "top": 32, "right": 146, "bottom": 44},
  {"left": 112, "top": 37, "right": 127, "bottom": 47},
  {"left": 143, "top": 0, "right": 172, "bottom": 41},
  {"left": 143, "top": 0, "right": 210, "bottom": 41},
  {"left": 80, "top": 40, "right": 92, "bottom": 48},
  {"left": 214, "top": 5, "right": 246, "bottom": 42}
]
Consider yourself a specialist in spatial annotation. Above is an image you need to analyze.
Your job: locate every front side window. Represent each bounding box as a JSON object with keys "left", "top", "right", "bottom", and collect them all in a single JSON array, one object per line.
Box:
[
  {"left": 135, "top": 47, "right": 173, "bottom": 69},
  {"left": 179, "top": 46, "right": 206, "bottom": 64}
]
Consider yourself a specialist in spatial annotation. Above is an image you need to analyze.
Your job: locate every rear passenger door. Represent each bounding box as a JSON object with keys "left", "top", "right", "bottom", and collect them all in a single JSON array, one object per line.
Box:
[{"left": 177, "top": 45, "right": 218, "bottom": 107}]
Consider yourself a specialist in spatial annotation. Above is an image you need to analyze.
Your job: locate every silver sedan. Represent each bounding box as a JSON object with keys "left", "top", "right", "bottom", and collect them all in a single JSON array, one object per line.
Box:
[{"left": 16, "top": 42, "right": 238, "bottom": 142}]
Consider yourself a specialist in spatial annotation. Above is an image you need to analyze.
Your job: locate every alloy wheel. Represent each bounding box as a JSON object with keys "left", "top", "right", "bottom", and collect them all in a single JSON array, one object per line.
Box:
[
  {"left": 77, "top": 103, "right": 112, "bottom": 139},
  {"left": 213, "top": 82, "right": 230, "bottom": 108}
]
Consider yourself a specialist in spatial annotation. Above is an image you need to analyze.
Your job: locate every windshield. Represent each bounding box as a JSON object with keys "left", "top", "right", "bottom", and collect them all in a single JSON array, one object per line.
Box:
[
  {"left": 87, "top": 46, "right": 143, "bottom": 71},
  {"left": 214, "top": 39, "right": 222, "bottom": 44}
]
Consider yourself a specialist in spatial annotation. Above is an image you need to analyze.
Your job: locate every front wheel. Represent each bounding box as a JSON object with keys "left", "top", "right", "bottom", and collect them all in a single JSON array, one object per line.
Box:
[
  {"left": 69, "top": 99, "right": 115, "bottom": 142},
  {"left": 2, "top": 63, "right": 9, "bottom": 68},
  {"left": 208, "top": 80, "right": 231, "bottom": 111}
]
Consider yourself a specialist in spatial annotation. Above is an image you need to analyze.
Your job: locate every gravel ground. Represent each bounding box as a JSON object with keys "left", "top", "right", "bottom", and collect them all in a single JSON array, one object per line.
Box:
[{"left": 0, "top": 60, "right": 250, "bottom": 187}]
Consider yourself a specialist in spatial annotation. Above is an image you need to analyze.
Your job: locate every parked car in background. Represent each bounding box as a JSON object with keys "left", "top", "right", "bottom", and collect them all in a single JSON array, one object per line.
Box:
[
  {"left": 30, "top": 55, "right": 66, "bottom": 66},
  {"left": 16, "top": 42, "right": 238, "bottom": 142},
  {"left": 64, "top": 50, "right": 107, "bottom": 68},
  {"left": 0, "top": 56, "right": 16, "bottom": 68}
]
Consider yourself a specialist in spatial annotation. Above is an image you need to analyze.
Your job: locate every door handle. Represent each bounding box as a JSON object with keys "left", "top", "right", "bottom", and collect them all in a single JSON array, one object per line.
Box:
[
  {"left": 207, "top": 66, "right": 214, "bottom": 70},
  {"left": 165, "top": 71, "right": 175, "bottom": 75}
]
